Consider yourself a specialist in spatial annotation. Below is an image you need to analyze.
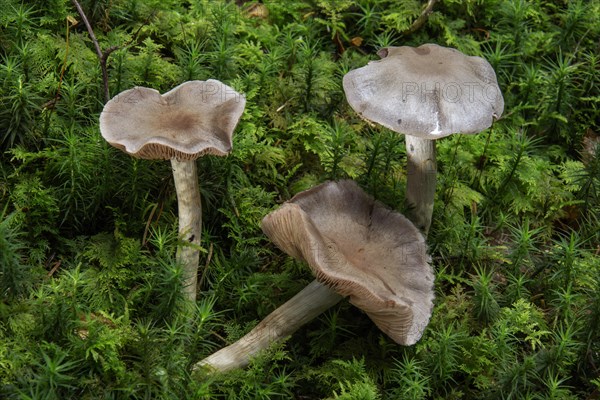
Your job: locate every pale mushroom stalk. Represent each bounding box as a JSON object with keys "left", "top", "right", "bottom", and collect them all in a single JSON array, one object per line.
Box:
[
  {"left": 99, "top": 80, "right": 246, "bottom": 303},
  {"left": 195, "top": 280, "right": 342, "bottom": 373},
  {"left": 405, "top": 136, "right": 437, "bottom": 235},
  {"left": 194, "top": 180, "right": 434, "bottom": 375},
  {"left": 171, "top": 159, "right": 202, "bottom": 301}
]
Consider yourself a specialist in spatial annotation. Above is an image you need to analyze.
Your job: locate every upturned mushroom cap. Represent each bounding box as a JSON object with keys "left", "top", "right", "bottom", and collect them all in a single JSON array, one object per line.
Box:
[
  {"left": 100, "top": 80, "right": 246, "bottom": 160},
  {"left": 261, "top": 180, "right": 434, "bottom": 345},
  {"left": 343, "top": 43, "right": 504, "bottom": 139}
]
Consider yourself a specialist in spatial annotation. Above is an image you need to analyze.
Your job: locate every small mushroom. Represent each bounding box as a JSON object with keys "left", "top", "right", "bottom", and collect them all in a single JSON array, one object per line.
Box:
[
  {"left": 195, "top": 180, "right": 434, "bottom": 373},
  {"left": 343, "top": 43, "right": 504, "bottom": 234},
  {"left": 100, "top": 80, "right": 246, "bottom": 302}
]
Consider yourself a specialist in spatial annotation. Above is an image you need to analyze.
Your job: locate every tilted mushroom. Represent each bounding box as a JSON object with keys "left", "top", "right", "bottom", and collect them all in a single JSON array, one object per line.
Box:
[
  {"left": 100, "top": 80, "right": 246, "bottom": 302},
  {"left": 343, "top": 43, "right": 504, "bottom": 234},
  {"left": 195, "top": 180, "right": 434, "bottom": 373}
]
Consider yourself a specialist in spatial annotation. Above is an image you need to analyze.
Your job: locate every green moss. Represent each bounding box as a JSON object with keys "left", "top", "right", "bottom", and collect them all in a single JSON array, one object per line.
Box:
[{"left": 0, "top": 0, "right": 599, "bottom": 397}]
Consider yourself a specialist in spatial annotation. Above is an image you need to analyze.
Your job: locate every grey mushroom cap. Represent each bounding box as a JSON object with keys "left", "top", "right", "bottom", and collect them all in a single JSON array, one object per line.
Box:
[
  {"left": 343, "top": 43, "right": 504, "bottom": 139},
  {"left": 261, "top": 180, "right": 435, "bottom": 345},
  {"left": 100, "top": 80, "right": 246, "bottom": 160}
]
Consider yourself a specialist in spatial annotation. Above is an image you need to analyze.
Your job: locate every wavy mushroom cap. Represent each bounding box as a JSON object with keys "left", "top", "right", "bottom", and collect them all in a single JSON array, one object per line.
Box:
[
  {"left": 343, "top": 43, "right": 504, "bottom": 139},
  {"left": 100, "top": 80, "right": 246, "bottom": 160},
  {"left": 261, "top": 180, "right": 435, "bottom": 345}
]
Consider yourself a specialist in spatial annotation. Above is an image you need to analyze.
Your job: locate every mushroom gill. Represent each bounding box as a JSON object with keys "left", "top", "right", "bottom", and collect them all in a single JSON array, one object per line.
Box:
[{"left": 262, "top": 180, "right": 434, "bottom": 345}]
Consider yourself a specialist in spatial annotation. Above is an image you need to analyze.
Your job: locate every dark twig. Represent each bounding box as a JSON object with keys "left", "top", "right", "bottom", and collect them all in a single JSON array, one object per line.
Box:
[
  {"left": 70, "top": 0, "right": 110, "bottom": 102},
  {"left": 47, "top": 260, "right": 62, "bottom": 278},
  {"left": 403, "top": 0, "right": 438, "bottom": 36},
  {"left": 70, "top": 0, "right": 149, "bottom": 103},
  {"left": 198, "top": 242, "right": 213, "bottom": 291}
]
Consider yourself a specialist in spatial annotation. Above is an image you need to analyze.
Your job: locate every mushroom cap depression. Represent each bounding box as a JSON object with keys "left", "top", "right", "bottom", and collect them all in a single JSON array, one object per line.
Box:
[
  {"left": 343, "top": 43, "right": 504, "bottom": 139},
  {"left": 100, "top": 80, "right": 246, "bottom": 160},
  {"left": 261, "top": 180, "right": 435, "bottom": 345}
]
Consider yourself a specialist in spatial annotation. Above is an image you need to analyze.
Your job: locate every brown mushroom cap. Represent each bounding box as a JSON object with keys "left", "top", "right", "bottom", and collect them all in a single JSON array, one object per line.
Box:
[
  {"left": 99, "top": 80, "right": 246, "bottom": 160},
  {"left": 343, "top": 43, "right": 504, "bottom": 139},
  {"left": 261, "top": 180, "right": 434, "bottom": 345}
]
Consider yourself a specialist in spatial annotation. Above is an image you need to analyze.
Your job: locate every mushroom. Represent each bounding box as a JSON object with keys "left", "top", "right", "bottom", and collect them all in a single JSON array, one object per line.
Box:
[
  {"left": 100, "top": 80, "right": 246, "bottom": 302},
  {"left": 195, "top": 180, "right": 434, "bottom": 373},
  {"left": 343, "top": 43, "right": 504, "bottom": 234}
]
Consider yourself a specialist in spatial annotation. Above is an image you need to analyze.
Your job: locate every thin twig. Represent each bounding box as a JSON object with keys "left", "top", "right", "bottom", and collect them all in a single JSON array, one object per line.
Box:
[
  {"left": 70, "top": 0, "right": 110, "bottom": 102},
  {"left": 47, "top": 260, "right": 62, "bottom": 278},
  {"left": 70, "top": 0, "right": 102, "bottom": 59},
  {"left": 403, "top": 0, "right": 438, "bottom": 36},
  {"left": 70, "top": 0, "right": 150, "bottom": 103},
  {"left": 198, "top": 242, "right": 213, "bottom": 291},
  {"left": 142, "top": 202, "right": 160, "bottom": 246}
]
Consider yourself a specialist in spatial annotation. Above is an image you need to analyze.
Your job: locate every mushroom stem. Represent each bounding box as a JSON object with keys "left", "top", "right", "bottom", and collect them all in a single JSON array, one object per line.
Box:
[
  {"left": 171, "top": 158, "right": 202, "bottom": 303},
  {"left": 405, "top": 135, "right": 437, "bottom": 236},
  {"left": 194, "top": 280, "right": 343, "bottom": 373}
]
